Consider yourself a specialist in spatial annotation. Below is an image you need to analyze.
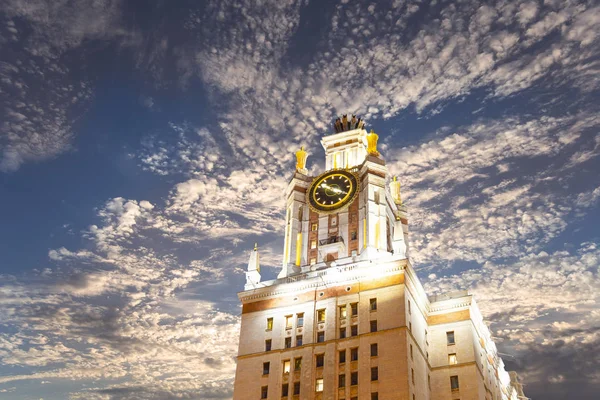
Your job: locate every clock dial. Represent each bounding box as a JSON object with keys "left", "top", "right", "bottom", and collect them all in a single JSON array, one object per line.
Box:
[{"left": 307, "top": 170, "right": 359, "bottom": 213}]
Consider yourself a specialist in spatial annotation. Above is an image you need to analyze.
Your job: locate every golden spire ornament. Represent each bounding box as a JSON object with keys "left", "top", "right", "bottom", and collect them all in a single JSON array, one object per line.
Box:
[
  {"left": 295, "top": 146, "right": 308, "bottom": 171},
  {"left": 366, "top": 129, "right": 380, "bottom": 156}
]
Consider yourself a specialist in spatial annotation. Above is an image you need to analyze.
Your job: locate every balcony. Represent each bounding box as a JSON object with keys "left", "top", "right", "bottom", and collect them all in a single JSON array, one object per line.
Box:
[
  {"left": 318, "top": 236, "right": 345, "bottom": 261},
  {"left": 319, "top": 236, "right": 344, "bottom": 245}
]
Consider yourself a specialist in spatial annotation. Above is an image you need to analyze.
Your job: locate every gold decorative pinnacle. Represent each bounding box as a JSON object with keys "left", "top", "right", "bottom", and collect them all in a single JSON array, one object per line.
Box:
[
  {"left": 367, "top": 129, "right": 380, "bottom": 156},
  {"left": 295, "top": 146, "right": 308, "bottom": 170}
]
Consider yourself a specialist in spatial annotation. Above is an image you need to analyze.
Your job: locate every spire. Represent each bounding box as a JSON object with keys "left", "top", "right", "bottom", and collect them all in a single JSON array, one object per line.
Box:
[
  {"left": 367, "top": 129, "right": 380, "bottom": 156},
  {"left": 245, "top": 243, "right": 261, "bottom": 289},
  {"left": 295, "top": 146, "right": 308, "bottom": 172}
]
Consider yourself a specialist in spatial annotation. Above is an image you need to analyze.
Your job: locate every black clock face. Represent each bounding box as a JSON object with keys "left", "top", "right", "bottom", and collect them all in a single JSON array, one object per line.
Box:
[{"left": 308, "top": 170, "right": 358, "bottom": 213}]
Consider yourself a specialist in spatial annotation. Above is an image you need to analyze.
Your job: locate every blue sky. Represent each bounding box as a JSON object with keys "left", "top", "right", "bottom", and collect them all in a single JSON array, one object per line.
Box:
[{"left": 1, "top": 0, "right": 599, "bottom": 399}]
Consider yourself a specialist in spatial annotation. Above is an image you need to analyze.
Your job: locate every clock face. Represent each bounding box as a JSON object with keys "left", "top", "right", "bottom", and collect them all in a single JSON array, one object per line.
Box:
[{"left": 307, "top": 170, "right": 359, "bottom": 213}]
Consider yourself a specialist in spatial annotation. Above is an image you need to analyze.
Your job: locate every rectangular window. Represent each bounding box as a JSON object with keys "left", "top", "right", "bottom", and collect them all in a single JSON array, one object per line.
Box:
[
  {"left": 311, "top": 240, "right": 317, "bottom": 249},
  {"left": 285, "top": 315, "right": 293, "bottom": 329},
  {"left": 351, "top": 231, "right": 357, "bottom": 240},
  {"left": 283, "top": 360, "right": 291, "bottom": 374},
  {"left": 294, "top": 357, "right": 302, "bottom": 371},
  {"left": 265, "top": 339, "right": 271, "bottom": 352},
  {"left": 371, "top": 393, "right": 379, "bottom": 400},
  {"left": 370, "top": 298, "right": 377, "bottom": 311},
  {"left": 409, "top": 321, "right": 412, "bottom": 332},
  {"left": 351, "top": 302, "right": 358, "bottom": 316},
  {"left": 339, "top": 374, "right": 346, "bottom": 388},
  {"left": 317, "top": 331, "right": 325, "bottom": 343},
  {"left": 351, "top": 325, "right": 358, "bottom": 337},
  {"left": 339, "top": 327, "right": 346, "bottom": 339},
  {"left": 447, "top": 331, "right": 456, "bottom": 345},
  {"left": 339, "top": 349, "right": 346, "bottom": 364},
  {"left": 371, "top": 343, "right": 378, "bottom": 357},
  {"left": 312, "top": 223, "right": 318, "bottom": 231},
  {"left": 351, "top": 371, "right": 358, "bottom": 386},
  {"left": 450, "top": 375, "right": 460, "bottom": 390},
  {"left": 263, "top": 362, "right": 270, "bottom": 375},
  {"left": 371, "top": 367, "right": 378, "bottom": 381},
  {"left": 411, "top": 368, "right": 415, "bottom": 384},
  {"left": 428, "top": 374, "right": 431, "bottom": 389},
  {"left": 317, "top": 309, "right": 326, "bottom": 323},
  {"left": 332, "top": 217, "right": 337, "bottom": 226},
  {"left": 294, "top": 382, "right": 300, "bottom": 395},
  {"left": 284, "top": 337, "right": 291, "bottom": 348},
  {"left": 408, "top": 299, "right": 412, "bottom": 314},
  {"left": 297, "top": 313, "right": 304, "bottom": 327},
  {"left": 339, "top": 305, "right": 347, "bottom": 319},
  {"left": 316, "top": 378, "right": 324, "bottom": 392},
  {"left": 266, "top": 317, "right": 273, "bottom": 331},
  {"left": 449, "top": 353, "right": 458, "bottom": 365},
  {"left": 410, "top": 344, "right": 413, "bottom": 360},
  {"left": 370, "top": 320, "right": 377, "bottom": 333},
  {"left": 282, "top": 383, "right": 289, "bottom": 397},
  {"left": 296, "top": 335, "right": 303, "bottom": 347},
  {"left": 351, "top": 347, "right": 358, "bottom": 361},
  {"left": 310, "top": 257, "right": 317, "bottom": 265},
  {"left": 261, "top": 386, "right": 268, "bottom": 399},
  {"left": 316, "top": 354, "right": 324, "bottom": 368}
]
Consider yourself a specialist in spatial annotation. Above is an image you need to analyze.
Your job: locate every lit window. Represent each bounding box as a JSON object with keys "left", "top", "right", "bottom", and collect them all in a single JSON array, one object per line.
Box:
[
  {"left": 317, "top": 309, "right": 326, "bottom": 323},
  {"left": 316, "top": 354, "right": 324, "bottom": 368},
  {"left": 449, "top": 353, "right": 458, "bottom": 365},
  {"left": 310, "top": 257, "right": 317, "bottom": 265},
  {"left": 339, "top": 373, "right": 346, "bottom": 387},
  {"left": 339, "top": 349, "right": 346, "bottom": 364},
  {"left": 371, "top": 366, "right": 378, "bottom": 381},
  {"left": 284, "top": 337, "right": 291, "bottom": 348},
  {"left": 447, "top": 331, "right": 455, "bottom": 345},
  {"left": 311, "top": 240, "right": 317, "bottom": 249},
  {"left": 450, "top": 375, "right": 460, "bottom": 390},
  {"left": 351, "top": 302, "right": 358, "bottom": 316},
  {"left": 351, "top": 347, "right": 358, "bottom": 361},
  {"left": 351, "top": 325, "right": 358, "bottom": 336},
  {"left": 265, "top": 339, "right": 271, "bottom": 351},
  {"left": 261, "top": 386, "right": 268, "bottom": 399},
  {"left": 316, "top": 378, "right": 324, "bottom": 392},
  {"left": 312, "top": 223, "right": 318, "bottom": 231},
  {"left": 294, "top": 357, "right": 302, "bottom": 371},
  {"left": 371, "top": 343, "right": 378, "bottom": 357},
  {"left": 293, "top": 382, "right": 300, "bottom": 395},
  {"left": 266, "top": 317, "right": 273, "bottom": 331},
  {"left": 339, "top": 327, "right": 346, "bottom": 339},
  {"left": 263, "top": 362, "right": 270, "bottom": 375},
  {"left": 351, "top": 371, "right": 358, "bottom": 386},
  {"left": 317, "top": 331, "right": 325, "bottom": 343},
  {"left": 339, "top": 305, "right": 347, "bottom": 319},
  {"left": 282, "top": 383, "right": 289, "bottom": 397},
  {"left": 370, "top": 320, "right": 377, "bottom": 333},
  {"left": 370, "top": 298, "right": 377, "bottom": 311},
  {"left": 283, "top": 360, "right": 291, "bottom": 374},
  {"left": 285, "top": 315, "right": 293, "bottom": 329},
  {"left": 297, "top": 313, "right": 304, "bottom": 327},
  {"left": 296, "top": 335, "right": 303, "bottom": 346}
]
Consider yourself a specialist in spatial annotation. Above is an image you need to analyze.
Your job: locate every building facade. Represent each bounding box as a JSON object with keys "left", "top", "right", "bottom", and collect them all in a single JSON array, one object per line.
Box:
[{"left": 233, "top": 117, "right": 526, "bottom": 400}]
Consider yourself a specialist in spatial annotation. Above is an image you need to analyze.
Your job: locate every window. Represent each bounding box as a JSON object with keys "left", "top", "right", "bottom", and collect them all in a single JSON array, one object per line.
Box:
[
  {"left": 371, "top": 393, "right": 379, "bottom": 400},
  {"left": 339, "top": 374, "right": 346, "bottom": 388},
  {"left": 374, "top": 190, "right": 380, "bottom": 204},
  {"left": 428, "top": 375, "right": 431, "bottom": 390},
  {"left": 339, "top": 305, "right": 347, "bottom": 319},
  {"left": 283, "top": 360, "right": 291, "bottom": 374},
  {"left": 285, "top": 315, "right": 293, "bottom": 329},
  {"left": 371, "top": 367, "right": 378, "bottom": 381},
  {"left": 297, "top": 313, "right": 304, "bottom": 327},
  {"left": 261, "top": 386, "right": 268, "bottom": 399},
  {"left": 316, "top": 354, "right": 324, "bottom": 368},
  {"left": 351, "top": 231, "right": 357, "bottom": 240},
  {"left": 411, "top": 368, "right": 415, "bottom": 384},
  {"left": 351, "top": 371, "right": 358, "bottom": 386},
  {"left": 447, "top": 331, "right": 455, "bottom": 345},
  {"left": 311, "top": 240, "right": 317, "bottom": 249},
  {"left": 371, "top": 343, "right": 378, "bottom": 357},
  {"left": 450, "top": 375, "right": 460, "bottom": 390},
  {"left": 449, "top": 353, "right": 458, "bottom": 365},
  {"left": 339, "top": 349, "right": 346, "bottom": 364},
  {"left": 265, "top": 339, "right": 272, "bottom": 351},
  {"left": 285, "top": 337, "right": 291, "bottom": 348},
  {"left": 351, "top": 348, "right": 358, "bottom": 361},
  {"left": 310, "top": 257, "right": 317, "bottom": 265},
  {"left": 408, "top": 299, "right": 411, "bottom": 314},
  {"left": 293, "top": 382, "right": 300, "bottom": 395},
  {"left": 317, "top": 331, "right": 325, "bottom": 343},
  {"left": 351, "top": 303, "right": 358, "bottom": 316},
  {"left": 339, "top": 327, "right": 346, "bottom": 339},
  {"left": 296, "top": 335, "right": 303, "bottom": 347},
  {"left": 282, "top": 383, "right": 289, "bottom": 397},
  {"left": 266, "top": 317, "right": 273, "bottom": 331},
  {"left": 316, "top": 378, "right": 324, "bottom": 392},
  {"left": 331, "top": 217, "right": 337, "bottom": 226},
  {"left": 312, "top": 223, "right": 318, "bottom": 231},
  {"left": 410, "top": 344, "right": 413, "bottom": 360},
  {"left": 262, "top": 361, "right": 270, "bottom": 375},
  {"left": 409, "top": 321, "right": 412, "bottom": 332},
  {"left": 348, "top": 324, "right": 356, "bottom": 336},
  {"left": 370, "top": 320, "right": 378, "bottom": 333},
  {"left": 317, "top": 309, "right": 326, "bottom": 323},
  {"left": 370, "top": 298, "right": 377, "bottom": 311}
]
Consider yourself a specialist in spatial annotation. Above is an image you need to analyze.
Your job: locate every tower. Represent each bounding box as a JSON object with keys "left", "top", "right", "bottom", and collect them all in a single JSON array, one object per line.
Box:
[{"left": 233, "top": 116, "right": 525, "bottom": 400}]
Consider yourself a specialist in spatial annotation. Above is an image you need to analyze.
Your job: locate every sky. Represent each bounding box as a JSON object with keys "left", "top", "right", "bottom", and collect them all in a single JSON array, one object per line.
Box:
[{"left": 0, "top": 0, "right": 599, "bottom": 398}]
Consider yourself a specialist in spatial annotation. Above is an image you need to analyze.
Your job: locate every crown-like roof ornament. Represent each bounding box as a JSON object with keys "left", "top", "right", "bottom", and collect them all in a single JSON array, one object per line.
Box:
[{"left": 333, "top": 114, "right": 365, "bottom": 133}]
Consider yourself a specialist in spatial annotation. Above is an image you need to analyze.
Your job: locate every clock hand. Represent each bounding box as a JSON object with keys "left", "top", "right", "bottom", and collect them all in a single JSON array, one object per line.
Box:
[{"left": 320, "top": 183, "right": 347, "bottom": 195}]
